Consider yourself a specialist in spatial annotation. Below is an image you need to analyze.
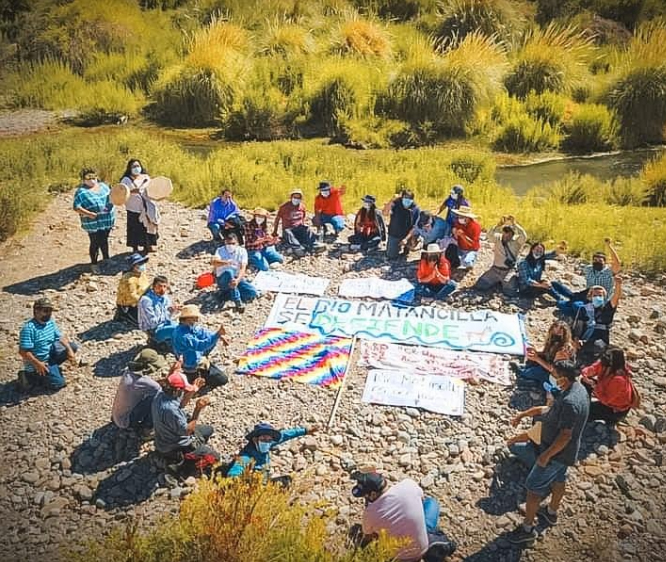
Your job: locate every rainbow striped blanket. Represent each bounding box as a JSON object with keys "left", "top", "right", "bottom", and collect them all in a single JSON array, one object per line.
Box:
[{"left": 236, "top": 328, "right": 353, "bottom": 388}]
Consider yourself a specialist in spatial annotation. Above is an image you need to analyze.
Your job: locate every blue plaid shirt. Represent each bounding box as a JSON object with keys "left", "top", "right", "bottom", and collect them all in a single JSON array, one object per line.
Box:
[
  {"left": 517, "top": 251, "right": 557, "bottom": 289},
  {"left": 582, "top": 264, "right": 615, "bottom": 298},
  {"left": 73, "top": 183, "right": 116, "bottom": 233}
]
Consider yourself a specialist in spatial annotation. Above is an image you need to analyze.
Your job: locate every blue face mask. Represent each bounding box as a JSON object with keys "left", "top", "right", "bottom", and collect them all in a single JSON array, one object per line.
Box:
[
  {"left": 402, "top": 198, "right": 413, "bottom": 208},
  {"left": 592, "top": 296, "right": 605, "bottom": 308},
  {"left": 137, "top": 264, "right": 147, "bottom": 273},
  {"left": 257, "top": 441, "right": 272, "bottom": 453},
  {"left": 131, "top": 166, "right": 142, "bottom": 175}
]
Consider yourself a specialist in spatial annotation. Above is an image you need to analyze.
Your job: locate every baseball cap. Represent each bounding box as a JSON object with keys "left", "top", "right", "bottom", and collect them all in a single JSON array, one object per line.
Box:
[
  {"left": 167, "top": 372, "right": 197, "bottom": 392},
  {"left": 128, "top": 348, "right": 167, "bottom": 374},
  {"left": 33, "top": 297, "right": 55, "bottom": 309},
  {"left": 351, "top": 471, "right": 386, "bottom": 497}
]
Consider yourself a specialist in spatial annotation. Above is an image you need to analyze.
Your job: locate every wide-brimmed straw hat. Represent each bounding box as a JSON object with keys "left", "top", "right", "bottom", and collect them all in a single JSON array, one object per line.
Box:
[
  {"left": 179, "top": 304, "right": 201, "bottom": 319},
  {"left": 451, "top": 205, "right": 477, "bottom": 219},
  {"left": 253, "top": 207, "right": 270, "bottom": 217},
  {"left": 290, "top": 188, "right": 303, "bottom": 197},
  {"left": 423, "top": 243, "right": 442, "bottom": 254}
]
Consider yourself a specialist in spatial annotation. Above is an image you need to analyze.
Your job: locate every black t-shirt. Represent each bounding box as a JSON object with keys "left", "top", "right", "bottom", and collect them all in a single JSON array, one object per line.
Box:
[
  {"left": 388, "top": 200, "right": 420, "bottom": 239},
  {"left": 539, "top": 380, "right": 589, "bottom": 466},
  {"left": 590, "top": 302, "right": 616, "bottom": 344}
]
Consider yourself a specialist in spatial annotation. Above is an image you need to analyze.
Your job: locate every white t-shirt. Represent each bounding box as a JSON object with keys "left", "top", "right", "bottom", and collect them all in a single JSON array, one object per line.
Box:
[
  {"left": 121, "top": 174, "right": 151, "bottom": 213},
  {"left": 214, "top": 244, "right": 248, "bottom": 278},
  {"left": 362, "top": 479, "right": 428, "bottom": 562}
]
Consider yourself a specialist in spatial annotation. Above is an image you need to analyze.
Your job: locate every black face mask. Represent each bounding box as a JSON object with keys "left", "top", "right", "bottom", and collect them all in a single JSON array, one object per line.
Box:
[
  {"left": 550, "top": 335, "right": 563, "bottom": 344},
  {"left": 592, "top": 262, "right": 604, "bottom": 272}
]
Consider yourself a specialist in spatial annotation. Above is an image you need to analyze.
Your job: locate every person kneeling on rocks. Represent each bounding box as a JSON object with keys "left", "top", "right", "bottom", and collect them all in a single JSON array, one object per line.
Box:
[
  {"left": 415, "top": 244, "right": 457, "bottom": 303},
  {"left": 138, "top": 275, "right": 179, "bottom": 350},
  {"left": 225, "top": 422, "right": 318, "bottom": 486},
  {"left": 211, "top": 232, "right": 259, "bottom": 313},
  {"left": 171, "top": 304, "right": 229, "bottom": 389},
  {"left": 506, "top": 360, "right": 589, "bottom": 545},
  {"left": 18, "top": 297, "right": 80, "bottom": 392},
  {"left": 152, "top": 371, "right": 217, "bottom": 476},
  {"left": 349, "top": 195, "right": 385, "bottom": 252},
  {"left": 115, "top": 253, "right": 151, "bottom": 326},
  {"left": 349, "top": 471, "right": 456, "bottom": 562}
]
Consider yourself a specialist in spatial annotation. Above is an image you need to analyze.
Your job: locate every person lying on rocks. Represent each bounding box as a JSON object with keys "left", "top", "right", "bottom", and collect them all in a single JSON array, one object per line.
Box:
[
  {"left": 243, "top": 207, "right": 284, "bottom": 271},
  {"left": 415, "top": 244, "right": 457, "bottom": 303},
  {"left": 515, "top": 241, "right": 566, "bottom": 301},
  {"left": 436, "top": 184, "right": 469, "bottom": 238},
  {"left": 152, "top": 371, "right": 218, "bottom": 476},
  {"left": 313, "top": 180, "right": 346, "bottom": 240},
  {"left": 18, "top": 297, "right": 80, "bottom": 392},
  {"left": 414, "top": 211, "right": 448, "bottom": 248},
  {"left": 515, "top": 320, "right": 576, "bottom": 387},
  {"left": 111, "top": 349, "right": 175, "bottom": 433},
  {"left": 225, "top": 422, "right": 318, "bottom": 485},
  {"left": 349, "top": 195, "right": 386, "bottom": 252},
  {"left": 348, "top": 471, "right": 456, "bottom": 562},
  {"left": 115, "top": 253, "right": 150, "bottom": 326},
  {"left": 507, "top": 360, "right": 589, "bottom": 545},
  {"left": 207, "top": 188, "right": 240, "bottom": 243},
  {"left": 272, "top": 188, "right": 324, "bottom": 257},
  {"left": 211, "top": 232, "right": 259, "bottom": 313},
  {"left": 572, "top": 276, "right": 623, "bottom": 365},
  {"left": 384, "top": 189, "right": 420, "bottom": 260},
  {"left": 171, "top": 304, "right": 229, "bottom": 389},
  {"left": 138, "top": 275, "right": 179, "bottom": 350},
  {"left": 441, "top": 206, "right": 481, "bottom": 270},
  {"left": 581, "top": 346, "right": 640, "bottom": 426},
  {"left": 473, "top": 215, "right": 527, "bottom": 296},
  {"left": 550, "top": 238, "right": 621, "bottom": 317}
]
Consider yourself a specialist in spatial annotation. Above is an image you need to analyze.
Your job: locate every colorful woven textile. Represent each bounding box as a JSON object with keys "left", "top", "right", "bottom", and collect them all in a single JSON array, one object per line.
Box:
[{"left": 236, "top": 328, "right": 353, "bottom": 388}]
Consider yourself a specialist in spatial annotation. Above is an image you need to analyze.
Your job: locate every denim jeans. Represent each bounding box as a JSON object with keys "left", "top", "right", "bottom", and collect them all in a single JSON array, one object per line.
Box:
[
  {"left": 518, "top": 363, "right": 551, "bottom": 384},
  {"left": 348, "top": 232, "right": 382, "bottom": 251},
  {"left": 386, "top": 236, "right": 406, "bottom": 259},
  {"left": 422, "top": 496, "right": 441, "bottom": 534},
  {"left": 416, "top": 281, "right": 457, "bottom": 300},
  {"left": 24, "top": 340, "right": 79, "bottom": 390},
  {"left": 208, "top": 223, "right": 223, "bottom": 241},
  {"left": 248, "top": 246, "right": 284, "bottom": 271},
  {"left": 283, "top": 225, "right": 317, "bottom": 249},
  {"left": 153, "top": 320, "right": 178, "bottom": 344},
  {"left": 128, "top": 394, "right": 154, "bottom": 428},
  {"left": 550, "top": 281, "right": 588, "bottom": 317},
  {"left": 216, "top": 271, "right": 258, "bottom": 303},
  {"left": 420, "top": 217, "right": 448, "bottom": 246},
  {"left": 510, "top": 442, "right": 569, "bottom": 497},
  {"left": 314, "top": 213, "right": 346, "bottom": 233}
]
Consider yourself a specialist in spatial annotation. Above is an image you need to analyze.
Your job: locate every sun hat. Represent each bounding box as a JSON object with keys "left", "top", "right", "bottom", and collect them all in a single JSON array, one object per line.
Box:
[
  {"left": 128, "top": 253, "right": 149, "bottom": 268},
  {"left": 253, "top": 207, "right": 270, "bottom": 217},
  {"left": 290, "top": 188, "right": 303, "bottom": 197},
  {"left": 128, "top": 348, "right": 167, "bottom": 374},
  {"left": 361, "top": 195, "right": 376, "bottom": 204},
  {"left": 351, "top": 471, "right": 386, "bottom": 498},
  {"left": 424, "top": 243, "right": 442, "bottom": 254},
  {"left": 318, "top": 181, "right": 332, "bottom": 190},
  {"left": 166, "top": 371, "right": 197, "bottom": 392},
  {"left": 245, "top": 422, "right": 281, "bottom": 442},
  {"left": 451, "top": 205, "right": 477, "bottom": 219},
  {"left": 33, "top": 297, "right": 55, "bottom": 310},
  {"left": 179, "top": 304, "right": 201, "bottom": 319}
]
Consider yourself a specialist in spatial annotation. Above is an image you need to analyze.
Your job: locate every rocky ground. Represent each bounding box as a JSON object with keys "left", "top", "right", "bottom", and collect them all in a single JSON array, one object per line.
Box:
[{"left": 0, "top": 194, "right": 664, "bottom": 562}]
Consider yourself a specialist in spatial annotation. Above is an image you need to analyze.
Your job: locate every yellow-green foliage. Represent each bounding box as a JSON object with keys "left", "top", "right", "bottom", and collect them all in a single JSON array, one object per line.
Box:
[
  {"left": 640, "top": 152, "right": 666, "bottom": 206},
  {"left": 505, "top": 23, "right": 597, "bottom": 98},
  {"left": 493, "top": 112, "right": 562, "bottom": 152},
  {"left": 524, "top": 90, "right": 568, "bottom": 126},
  {"left": 73, "top": 474, "right": 402, "bottom": 562},
  {"left": 259, "top": 20, "right": 315, "bottom": 57},
  {"left": 331, "top": 14, "right": 393, "bottom": 58},
  {"left": 562, "top": 103, "right": 618, "bottom": 153}
]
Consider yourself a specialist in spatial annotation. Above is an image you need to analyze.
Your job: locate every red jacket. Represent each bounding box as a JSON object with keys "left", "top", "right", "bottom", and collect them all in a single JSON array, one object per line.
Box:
[
  {"left": 315, "top": 188, "right": 344, "bottom": 216},
  {"left": 417, "top": 256, "right": 451, "bottom": 287},
  {"left": 454, "top": 219, "right": 481, "bottom": 251},
  {"left": 582, "top": 361, "right": 634, "bottom": 412}
]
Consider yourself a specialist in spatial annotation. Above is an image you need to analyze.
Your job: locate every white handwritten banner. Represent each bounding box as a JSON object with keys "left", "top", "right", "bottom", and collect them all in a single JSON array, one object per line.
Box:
[
  {"left": 362, "top": 369, "right": 465, "bottom": 416},
  {"left": 264, "top": 294, "right": 525, "bottom": 355},
  {"left": 253, "top": 271, "right": 329, "bottom": 296},
  {"left": 359, "top": 341, "right": 511, "bottom": 385},
  {"left": 338, "top": 277, "right": 414, "bottom": 302}
]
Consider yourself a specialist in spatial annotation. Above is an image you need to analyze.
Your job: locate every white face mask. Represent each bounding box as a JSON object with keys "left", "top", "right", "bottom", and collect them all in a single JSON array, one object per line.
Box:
[
  {"left": 291, "top": 198, "right": 301, "bottom": 206},
  {"left": 450, "top": 191, "right": 458, "bottom": 200},
  {"left": 320, "top": 190, "right": 331, "bottom": 198},
  {"left": 131, "top": 166, "right": 142, "bottom": 175},
  {"left": 363, "top": 203, "right": 371, "bottom": 210},
  {"left": 255, "top": 216, "right": 265, "bottom": 225},
  {"left": 458, "top": 218, "right": 468, "bottom": 225}
]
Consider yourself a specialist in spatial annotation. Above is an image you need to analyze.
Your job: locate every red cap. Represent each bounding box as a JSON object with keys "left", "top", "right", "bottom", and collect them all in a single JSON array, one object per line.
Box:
[{"left": 167, "top": 372, "right": 196, "bottom": 392}]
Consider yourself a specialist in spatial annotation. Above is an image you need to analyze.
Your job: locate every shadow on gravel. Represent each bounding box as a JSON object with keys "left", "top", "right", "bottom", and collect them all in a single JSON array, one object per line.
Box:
[
  {"left": 93, "top": 344, "right": 144, "bottom": 377},
  {"left": 463, "top": 531, "right": 530, "bottom": 562},
  {"left": 78, "top": 318, "right": 134, "bottom": 342},
  {"left": 176, "top": 239, "right": 215, "bottom": 259},
  {"left": 94, "top": 453, "right": 163, "bottom": 509},
  {"left": 476, "top": 456, "right": 527, "bottom": 517},
  {"left": 70, "top": 423, "right": 142, "bottom": 475},
  {"left": 183, "top": 290, "right": 226, "bottom": 315},
  {"left": 0, "top": 380, "right": 60, "bottom": 407}
]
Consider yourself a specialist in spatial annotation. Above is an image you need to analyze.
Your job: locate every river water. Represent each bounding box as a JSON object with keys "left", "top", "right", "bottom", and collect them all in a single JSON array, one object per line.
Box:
[{"left": 496, "top": 147, "right": 665, "bottom": 195}]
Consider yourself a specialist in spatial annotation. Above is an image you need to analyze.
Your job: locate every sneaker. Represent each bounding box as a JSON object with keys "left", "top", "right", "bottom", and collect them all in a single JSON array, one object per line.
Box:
[
  {"left": 234, "top": 301, "right": 245, "bottom": 313},
  {"left": 538, "top": 506, "right": 559, "bottom": 526},
  {"left": 424, "top": 540, "right": 457, "bottom": 561},
  {"left": 293, "top": 248, "right": 307, "bottom": 258},
  {"left": 507, "top": 525, "right": 538, "bottom": 545}
]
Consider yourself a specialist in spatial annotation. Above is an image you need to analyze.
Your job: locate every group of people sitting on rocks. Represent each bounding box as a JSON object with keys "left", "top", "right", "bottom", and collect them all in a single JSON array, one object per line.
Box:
[{"left": 15, "top": 162, "right": 643, "bottom": 560}]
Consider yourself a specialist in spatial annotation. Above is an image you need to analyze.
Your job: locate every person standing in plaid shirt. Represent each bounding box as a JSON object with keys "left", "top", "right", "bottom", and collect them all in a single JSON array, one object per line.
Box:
[{"left": 244, "top": 208, "right": 284, "bottom": 271}]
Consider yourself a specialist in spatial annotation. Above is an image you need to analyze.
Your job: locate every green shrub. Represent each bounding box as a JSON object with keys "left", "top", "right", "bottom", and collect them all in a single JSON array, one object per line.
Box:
[
  {"left": 490, "top": 92, "right": 525, "bottom": 124},
  {"left": 562, "top": 103, "right": 618, "bottom": 153},
  {"left": 354, "top": 0, "right": 437, "bottom": 21},
  {"left": 331, "top": 15, "right": 392, "bottom": 58},
  {"left": 224, "top": 87, "right": 297, "bottom": 141},
  {"left": 602, "top": 177, "right": 647, "bottom": 206},
  {"left": 524, "top": 90, "right": 567, "bottom": 126},
  {"left": 434, "top": 0, "right": 521, "bottom": 48},
  {"left": 640, "top": 152, "right": 666, "bottom": 206},
  {"left": 309, "top": 76, "right": 358, "bottom": 138},
  {"left": 493, "top": 112, "right": 562, "bottom": 152},
  {"left": 337, "top": 115, "right": 409, "bottom": 148},
  {"left": 447, "top": 150, "right": 496, "bottom": 183},
  {"left": 258, "top": 20, "right": 314, "bottom": 57},
  {"left": 0, "top": 183, "right": 44, "bottom": 241}
]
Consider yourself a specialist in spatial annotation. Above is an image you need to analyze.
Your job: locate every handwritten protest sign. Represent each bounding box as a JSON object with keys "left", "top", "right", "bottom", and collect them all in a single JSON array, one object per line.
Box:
[
  {"left": 264, "top": 294, "right": 525, "bottom": 354},
  {"left": 338, "top": 277, "right": 414, "bottom": 302},
  {"left": 253, "top": 271, "right": 329, "bottom": 296},
  {"left": 358, "top": 341, "right": 511, "bottom": 385},
  {"left": 362, "top": 369, "right": 465, "bottom": 416}
]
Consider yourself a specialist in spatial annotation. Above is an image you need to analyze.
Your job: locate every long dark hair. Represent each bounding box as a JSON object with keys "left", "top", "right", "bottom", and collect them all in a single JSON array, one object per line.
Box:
[
  {"left": 525, "top": 242, "right": 546, "bottom": 267},
  {"left": 600, "top": 346, "right": 627, "bottom": 374},
  {"left": 358, "top": 205, "right": 377, "bottom": 222},
  {"left": 120, "top": 158, "right": 148, "bottom": 181}
]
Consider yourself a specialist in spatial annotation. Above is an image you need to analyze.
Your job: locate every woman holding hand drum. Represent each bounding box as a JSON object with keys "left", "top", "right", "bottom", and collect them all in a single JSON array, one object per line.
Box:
[{"left": 120, "top": 158, "right": 157, "bottom": 254}]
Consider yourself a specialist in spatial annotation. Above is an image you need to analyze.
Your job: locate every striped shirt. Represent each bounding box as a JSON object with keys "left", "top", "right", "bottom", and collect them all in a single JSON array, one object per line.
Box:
[
  {"left": 582, "top": 264, "right": 615, "bottom": 297},
  {"left": 151, "top": 391, "right": 193, "bottom": 453},
  {"left": 73, "top": 183, "right": 116, "bottom": 233},
  {"left": 19, "top": 318, "right": 61, "bottom": 372}
]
